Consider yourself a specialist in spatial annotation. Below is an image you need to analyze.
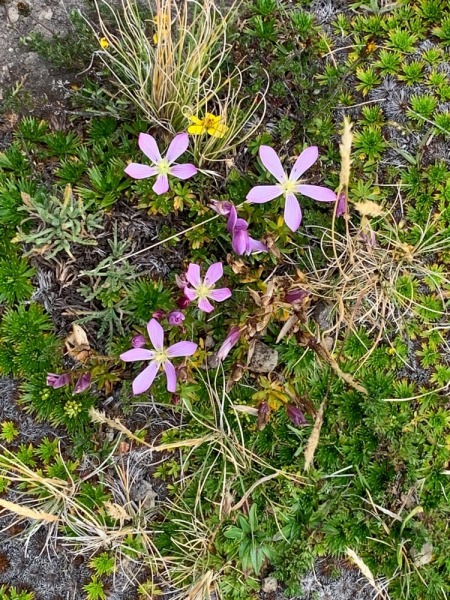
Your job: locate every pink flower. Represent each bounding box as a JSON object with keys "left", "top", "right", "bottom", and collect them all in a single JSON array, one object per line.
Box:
[
  {"left": 286, "top": 405, "right": 307, "bottom": 427},
  {"left": 124, "top": 133, "right": 197, "bottom": 195},
  {"left": 132, "top": 334, "right": 146, "bottom": 348},
  {"left": 46, "top": 373, "right": 70, "bottom": 389},
  {"left": 152, "top": 310, "right": 166, "bottom": 320},
  {"left": 211, "top": 201, "right": 266, "bottom": 255},
  {"left": 183, "top": 263, "right": 232, "bottom": 313},
  {"left": 284, "top": 289, "right": 309, "bottom": 304},
  {"left": 336, "top": 192, "right": 348, "bottom": 217},
  {"left": 210, "top": 200, "right": 234, "bottom": 216},
  {"left": 177, "top": 295, "right": 191, "bottom": 309},
  {"left": 73, "top": 373, "right": 92, "bottom": 395},
  {"left": 120, "top": 319, "right": 197, "bottom": 395},
  {"left": 216, "top": 326, "right": 241, "bottom": 361},
  {"left": 168, "top": 311, "right": 185, "bottom": 326},
  {"left": 246, "top": 145, "right": 336, "bottom": 232}
]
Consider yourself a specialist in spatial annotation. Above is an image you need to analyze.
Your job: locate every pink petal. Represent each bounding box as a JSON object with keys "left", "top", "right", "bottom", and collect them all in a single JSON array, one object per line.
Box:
[
  {"left": 153, "top": 174, "right": 169, "bottom": 195},
  {"left": 232, "top": 229, "right": 249, "bottom": 255},
  {"left": 246, "top": 185, "right": 282, "bottom": 204},
  {"left": 248, "top": 238, "right": 267, "bottom": 254},
  {"left": 284, "top": 193, "right": 302, "bottom": 232},
  {"left": 166, "top": 133, "right": 189, "bottom": 163},
  {"left": 259, "top": 145, "right": 286, "bottom": 183},
  {"left": 138, "top": 133, "right": 161, "bottom": 163},
  {"left": 198, "top": 297, "right": 214, "bottom": 313},
  {"left": 216, "top": 326, "right": 241, "bottom": 361},
  {"left": 183, "top": 286, "right": 197, "bottom": 301},
  {"left": 170, "top": 163, "right": 197, "bottom": 179},
  {"left": 204, "top": 262, "right": 223, "bottom": 285},
  {"left": 289, "top": 146, "right": 318, "bottom": 182},
  {"left": 120, "top": 348, "right": 155, "bottom": 362},
  {"left": 186, "top": 264, "right": 201, "bottom": 287},
  {"left": 124, "top": 163, "right": 158, "bottom": 179},
  {"left": 164, "top": 361, "right": 177, "bottom": 392},
  {"left": 226, "top": 205, "right": 238, "bottom": 232},
  {"left": 209, "top": 288, "right": 232, "bottom": 302},
  {"left": 211, "top": 201, "right": 233, "bottom": 216},
  {"left": 147, "top": 318, "right": 165, "bottom": 351},
  {"left": 132, "top": 361, "right": 159, "bottom": 395},
  {"left": 167, "top": 341, "right": 198, "bottom": 358},
  {"left": 297, "top": 184, "right": 336, "bottom": 202},
  {"left": 235, "top": 218, "right": 248, "bottom": 231}
]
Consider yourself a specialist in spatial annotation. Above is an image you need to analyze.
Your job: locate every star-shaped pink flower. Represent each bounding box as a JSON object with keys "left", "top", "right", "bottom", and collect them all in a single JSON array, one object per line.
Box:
[
  {"left": 125, "top": 132, "right": 197, "bottom": 195},
  {"left": 246, "top": 145, "right": 336, "bottom": 231},
  {"left": 120, "top": 319, "right": 197, "bottom": 394},
  {"left": 183, "top": 262, "right": 232, "bottom": 313}
]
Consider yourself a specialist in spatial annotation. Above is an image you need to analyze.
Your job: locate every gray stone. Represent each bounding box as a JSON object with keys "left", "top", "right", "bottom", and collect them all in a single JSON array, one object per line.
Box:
[
  {"left": 262, "top": 577, "right": 278, "bottom": 593},
  {"left": 248, "top": 341, "right": 278, "bottom": 373},
  {"left": 131, "top": 480, "right": 158, "bottom": 509},
  {"left": 7, "top": 7, "right": 20, "bottom": 23}
]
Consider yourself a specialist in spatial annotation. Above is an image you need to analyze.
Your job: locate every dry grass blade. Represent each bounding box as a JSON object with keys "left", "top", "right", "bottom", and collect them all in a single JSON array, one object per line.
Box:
[
  {"left": 0, "top": 498, "right": 59, "bottom": 523},
  {"left": 303, "top": 397, "right": 327, "bottom": 472},
  {"left": 346, "top": 547, "right": 391, "bottom": 599}
]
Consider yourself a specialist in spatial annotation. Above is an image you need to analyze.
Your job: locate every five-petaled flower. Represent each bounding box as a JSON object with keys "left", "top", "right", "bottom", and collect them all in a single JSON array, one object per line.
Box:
[
  {"left": 125, "top": 133, "right": 197, "bottom": 195},
  {"left": 120, "top": 319, "right": 197, "bottom": 395},
  {"left": 99, "top": 37, "right": 109, "bottom": 49},
  {"left": 183, "top": 262, "right": 232, "bottom": 313},
  {"left": 246, "top": 146, "right": 336, "bottom": 232},
  {"left": 188, "top": 113, "right": 228, "bottom": 138}
]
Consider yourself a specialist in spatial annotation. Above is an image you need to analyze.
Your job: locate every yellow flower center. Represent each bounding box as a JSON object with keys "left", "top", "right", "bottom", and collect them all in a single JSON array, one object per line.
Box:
[
  {"left": 196, "top": 283, "right": 212, "bottom": 299},
  {"left": 153, "top": 349, "right": 169, "bottom": 363},
  {"left": 281, "top": 179, "right": 297, "bottom": 194},
  {"left": 204, "top": 115, "right": 218, "bottom": 128},
  {"left": 157, "top": 159, "right": 171, "bottom": 175}
]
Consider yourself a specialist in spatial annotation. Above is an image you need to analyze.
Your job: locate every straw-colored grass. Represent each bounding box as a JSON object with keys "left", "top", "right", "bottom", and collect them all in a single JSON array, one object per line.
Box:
[{"left": 91, "top": 0, "right": 266, "bottom": 164}]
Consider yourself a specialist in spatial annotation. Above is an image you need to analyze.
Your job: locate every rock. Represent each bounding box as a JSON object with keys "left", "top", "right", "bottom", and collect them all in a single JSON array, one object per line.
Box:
[
  {"left": 248, "top": 341, "right": 278, "bottom": 373},
  {"left": 131, "top": 480, "right": 157, "bottom": 509},
  {"left": 262, "top": 577, "right": 278, "bottom": 593},
  {"left": 24, "top": 52, "right": 41, "bottom": 66},
  {"left": 411, "top": 542, "right": 433, "bottom": 567},
  {"left": 39, "top": 8, "right": 54, "bottom": 21},
  {"left": 8, "top": 7, "right": 20, "bottom": 23},
  {"left": 313, "top": 300, "right": 333, "bottom": 330}
]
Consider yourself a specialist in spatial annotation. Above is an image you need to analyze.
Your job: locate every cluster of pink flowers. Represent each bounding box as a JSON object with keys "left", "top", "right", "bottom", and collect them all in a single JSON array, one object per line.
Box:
[{"left": 47, "top": 134, "right": 338, "bottom": 399}]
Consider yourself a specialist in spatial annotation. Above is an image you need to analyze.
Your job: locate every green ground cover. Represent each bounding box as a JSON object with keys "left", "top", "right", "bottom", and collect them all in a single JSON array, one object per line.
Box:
[{"left": 0, "top": 0, "right": 450, "bottom": 598}]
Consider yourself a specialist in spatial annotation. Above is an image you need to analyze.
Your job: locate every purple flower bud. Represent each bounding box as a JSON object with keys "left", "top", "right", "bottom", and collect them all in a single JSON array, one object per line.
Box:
[
  {"left": 177, "top": 295, "right": 191, "bottom": 309},
  {"left": 216, "top": 326, "right": 241, "bottom": 361},
  {"left": 168, "top": 311, "right": 185, "bottom": 326},
  {"left": 257, "top": 401, "right": 270, "bottom": 430},
  {"left": 359, "top": 229, "right": 376, "bottom": 248},
  {"left": 132, "top": 334, "right": 146, "bottom": 348},
  {"left": 46, "top": 373, "right": 71, "bottom": 389},
  {"left": 175, "top": 274, "right": 189, "bottom": 289},
  {"left": 284, "top": 288, "right": 309, "bottom": 304},
  {"left": 152, "top": 310, "right": 165, "bottom": 320},
  {"left": 73, "top": 373, "right": 92, "bottom": 395},
  {"left": 336, "top": 192, "right": 348, "bottom": 217},
  {"left": 286, "top": 405, "right": 307, "bottom": 427},
  {"left": 210, "top": 200, "right": 233, "bottom": 216},
  {"left": 171, "top": 394, "right": 180, "bottom": 405}
]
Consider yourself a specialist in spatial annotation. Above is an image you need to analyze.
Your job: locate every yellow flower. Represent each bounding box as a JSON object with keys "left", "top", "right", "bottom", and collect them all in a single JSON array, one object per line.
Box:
[
  {"left": 188, "top": 113, "right": 228, "bottom": 138},
  {"left": 99, "top": 37, "right": 109, "bottom": 49}
]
